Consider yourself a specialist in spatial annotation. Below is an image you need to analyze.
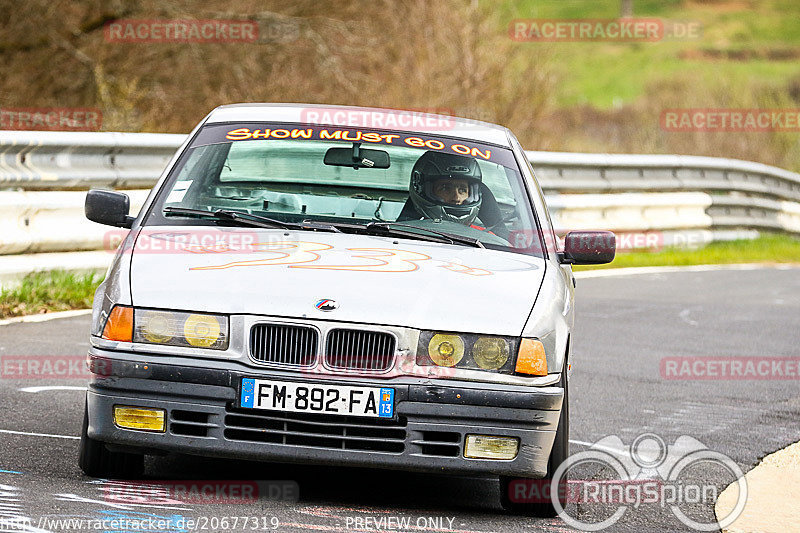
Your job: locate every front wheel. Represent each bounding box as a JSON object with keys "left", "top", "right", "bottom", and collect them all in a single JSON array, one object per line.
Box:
[
  {"left": 500, "top": 364, "right": 569, "bottom": 516},
  {"left": 78, "top": 399, "right": 144, "bottom": 478}
]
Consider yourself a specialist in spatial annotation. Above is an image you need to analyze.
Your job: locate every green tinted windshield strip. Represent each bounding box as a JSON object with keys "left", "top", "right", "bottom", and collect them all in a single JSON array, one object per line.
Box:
[{"left": 191, "top": 122, "right": 517, "bottom": 168}]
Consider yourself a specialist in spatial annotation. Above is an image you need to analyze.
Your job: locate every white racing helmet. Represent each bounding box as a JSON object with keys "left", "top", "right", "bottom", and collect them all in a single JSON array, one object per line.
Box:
[{"left": 409, "top": 151, "right": 482, "bottom": 225}]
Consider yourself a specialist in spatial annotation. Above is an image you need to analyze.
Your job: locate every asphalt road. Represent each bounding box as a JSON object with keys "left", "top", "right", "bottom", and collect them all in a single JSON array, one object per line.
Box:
[{"left": 0, "top": 267, "right": 798, "bottom": 533}]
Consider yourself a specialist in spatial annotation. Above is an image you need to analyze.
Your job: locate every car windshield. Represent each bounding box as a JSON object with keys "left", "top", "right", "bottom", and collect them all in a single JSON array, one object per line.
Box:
[{"left": 147, "top": 122, "right": 544, "bottom": 257}]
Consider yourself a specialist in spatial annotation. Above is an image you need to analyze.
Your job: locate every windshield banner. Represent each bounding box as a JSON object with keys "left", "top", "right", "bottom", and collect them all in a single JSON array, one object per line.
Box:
[{"left": 191, "top": 123, "right": 516, "bottom": 167}]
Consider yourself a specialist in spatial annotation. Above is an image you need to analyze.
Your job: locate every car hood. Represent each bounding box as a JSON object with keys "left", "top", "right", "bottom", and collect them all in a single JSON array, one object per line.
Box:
[{"left": 129, "top": 227, "right": 546, "bottom": 336}]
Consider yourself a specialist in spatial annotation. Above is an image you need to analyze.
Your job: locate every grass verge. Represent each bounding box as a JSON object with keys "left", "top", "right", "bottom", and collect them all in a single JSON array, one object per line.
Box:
[
  {"left": 575, "top": 234, "right": 800, "bottom": 271},
  {"left": 0, "top": 271, "right": 102, "bottom": 319},
  {"left": 500, "top": 0, "right": 800, "bottom": 109}
]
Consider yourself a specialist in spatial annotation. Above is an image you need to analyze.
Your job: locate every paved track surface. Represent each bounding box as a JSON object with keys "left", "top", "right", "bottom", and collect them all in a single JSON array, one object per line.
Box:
[{"left": 0, "top": 268, "right": 798, "bottom": 532}]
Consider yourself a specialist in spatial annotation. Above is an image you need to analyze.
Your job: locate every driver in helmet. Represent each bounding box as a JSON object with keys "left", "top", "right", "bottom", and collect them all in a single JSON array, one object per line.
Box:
[{"left": 407, "top": 151, "right": 482, "bottom": 226}]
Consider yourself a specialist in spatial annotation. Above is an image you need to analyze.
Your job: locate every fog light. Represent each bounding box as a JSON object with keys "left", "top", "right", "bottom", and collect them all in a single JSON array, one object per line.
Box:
[
  {"left": 113, "top": 406, "right": 165, "bottom": 432},
  {"left": 464, "top": 435, "right": 519, "bottom": 460}
]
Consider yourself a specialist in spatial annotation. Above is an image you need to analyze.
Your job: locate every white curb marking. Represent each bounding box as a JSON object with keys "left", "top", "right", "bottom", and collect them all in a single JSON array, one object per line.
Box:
[
  {"left": 0, "top": 429, "right": 79, "bottom": 440},
  {"left": 18, "top": 386, "right": 86, "bottom": 393},
  {"left": 0, "top": 309, "right": 91, "bottom": 326}
]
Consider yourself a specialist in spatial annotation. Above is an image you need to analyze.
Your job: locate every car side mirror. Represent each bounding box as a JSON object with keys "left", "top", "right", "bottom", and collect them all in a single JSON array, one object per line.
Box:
[
  {"left": 559, "top": 231, "right": 616, "bottom": 265},
  {"left": 85, "top": 189, "right": 134, "bottom": 228}
]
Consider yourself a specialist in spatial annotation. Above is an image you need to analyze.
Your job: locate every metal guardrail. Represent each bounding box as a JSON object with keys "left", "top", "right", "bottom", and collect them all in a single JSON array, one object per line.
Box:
[
  {"left": 0, "top": 131, "right": 798, "bottom": 257},
  {"left": 528, "top": 151, "right": 800, "bottom": 199},
  {"left": 0, "top": 131, "right": 182, "bottom": 190},
  {"left": 528, "top": 151, "right": 800, "bottom": 235},
  {"left": 3, "top": 131, "right": 800, "bottom": 197}
]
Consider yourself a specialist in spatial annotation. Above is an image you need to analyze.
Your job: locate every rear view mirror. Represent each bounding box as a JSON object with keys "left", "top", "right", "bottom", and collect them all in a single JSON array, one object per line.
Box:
[
  {"left": 324, "top": 143, "right": 390, "bottom": 169},
  {"left": 85, "top": 189, "right": 134, "bottom": 228},
  {"left": 560, "top": 231, "right": 616, "bottom": 265}
]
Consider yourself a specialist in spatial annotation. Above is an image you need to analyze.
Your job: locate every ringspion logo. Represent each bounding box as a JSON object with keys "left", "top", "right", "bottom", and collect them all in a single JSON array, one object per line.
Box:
[{"left": 518, "top": 433, "right": 748, "bottom": 531}]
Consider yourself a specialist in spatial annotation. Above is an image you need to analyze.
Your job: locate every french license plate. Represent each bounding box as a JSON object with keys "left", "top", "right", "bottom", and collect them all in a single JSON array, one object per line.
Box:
[{"left": 240, "top": 378, "right": 395, "bottom": 418}]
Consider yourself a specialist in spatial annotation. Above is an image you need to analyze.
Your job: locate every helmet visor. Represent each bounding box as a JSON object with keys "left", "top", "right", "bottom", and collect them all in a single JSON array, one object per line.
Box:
[{"left": 423, "top": 176, "right": 481, "bottom": 207}]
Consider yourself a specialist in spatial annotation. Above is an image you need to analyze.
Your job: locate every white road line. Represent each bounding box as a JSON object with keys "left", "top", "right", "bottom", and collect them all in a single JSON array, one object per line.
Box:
[
  {"left": 0, "top": 429, "right": 79, "bottom": 440},
  {"left": 18, "top": 386, "right": 86, "bottom": 393},
  {"left": 574, "top": 263, "right": 800, "bottom": 278},
  {"left": 569, "top": 439, "right": 629, "bottom": 458},
  {"left": 679, "top": 308, "right": 699, "bottom": 327},
  {"left": 0, "top": 309, "right": 91, "bottom": 326}
]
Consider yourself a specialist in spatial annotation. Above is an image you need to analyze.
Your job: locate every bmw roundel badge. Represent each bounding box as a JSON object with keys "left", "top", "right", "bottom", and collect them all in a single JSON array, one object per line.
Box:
[{"left": 315, "top": 299, "right": 338, "bottom": 311}]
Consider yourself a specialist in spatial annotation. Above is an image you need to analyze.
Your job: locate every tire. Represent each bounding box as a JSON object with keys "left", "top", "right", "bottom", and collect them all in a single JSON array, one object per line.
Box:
[
  {"left": 500, "top": 364, "right": 569, "bottom": 516},
  {"left": 78, "top": 399, "right": 144, "bottom": 479}
]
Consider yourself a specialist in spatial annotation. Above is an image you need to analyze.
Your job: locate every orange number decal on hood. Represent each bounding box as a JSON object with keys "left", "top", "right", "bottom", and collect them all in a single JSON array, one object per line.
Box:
[
  {"left": 189, "top": 242, "right": 332, "bottom": 270},
  {"left": 189, "top": 244, "right": 490, "bottom": 275},
  {"left": 293, "top": 248, "right": 431, "bottom": 272},
  {"left": 439, "top": 262, "right": 492, "bottom": 276}
]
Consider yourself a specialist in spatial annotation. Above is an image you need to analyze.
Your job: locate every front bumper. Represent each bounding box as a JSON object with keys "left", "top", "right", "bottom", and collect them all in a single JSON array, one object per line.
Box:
[{"left": 86, "top": 351, "right": 564, "bottom": 478}]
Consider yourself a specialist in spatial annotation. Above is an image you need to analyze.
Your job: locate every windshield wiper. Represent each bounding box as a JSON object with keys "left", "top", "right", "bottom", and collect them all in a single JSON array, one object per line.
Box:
[
  {"left": 299, "top": 219, "right": 343, "bottom": 233},
  {"left": 163, "top": 208, "right": 481, "bottom": 246},
  {"left": 163, "top": 207, "right": 342, "bottom": 233},
  {"left": 163, "top": 207, "right": 294, "bottom": 229},
  {"left": 363, "top": 222, "right": 484, "bottom": 248}
]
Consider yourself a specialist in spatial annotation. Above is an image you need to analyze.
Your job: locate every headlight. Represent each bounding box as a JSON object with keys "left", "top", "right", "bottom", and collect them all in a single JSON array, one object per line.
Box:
[
  {"left": 417, "top": 331, "right": 518, "bottom": 374},
  {"left": 472, "top": 337, "right": 509, "bottom": 370},
  {"left": 140, "top": 311, "right": 174, "bottom": 343},
  {"left": 428, "top": 334, "right": 465, "bottom": 367},
  {"left": 184, "top": 314, "right": 222, "bottom": 348},
  {"left": 134, "top": 309, "right": 228, "bottom": 350}
]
